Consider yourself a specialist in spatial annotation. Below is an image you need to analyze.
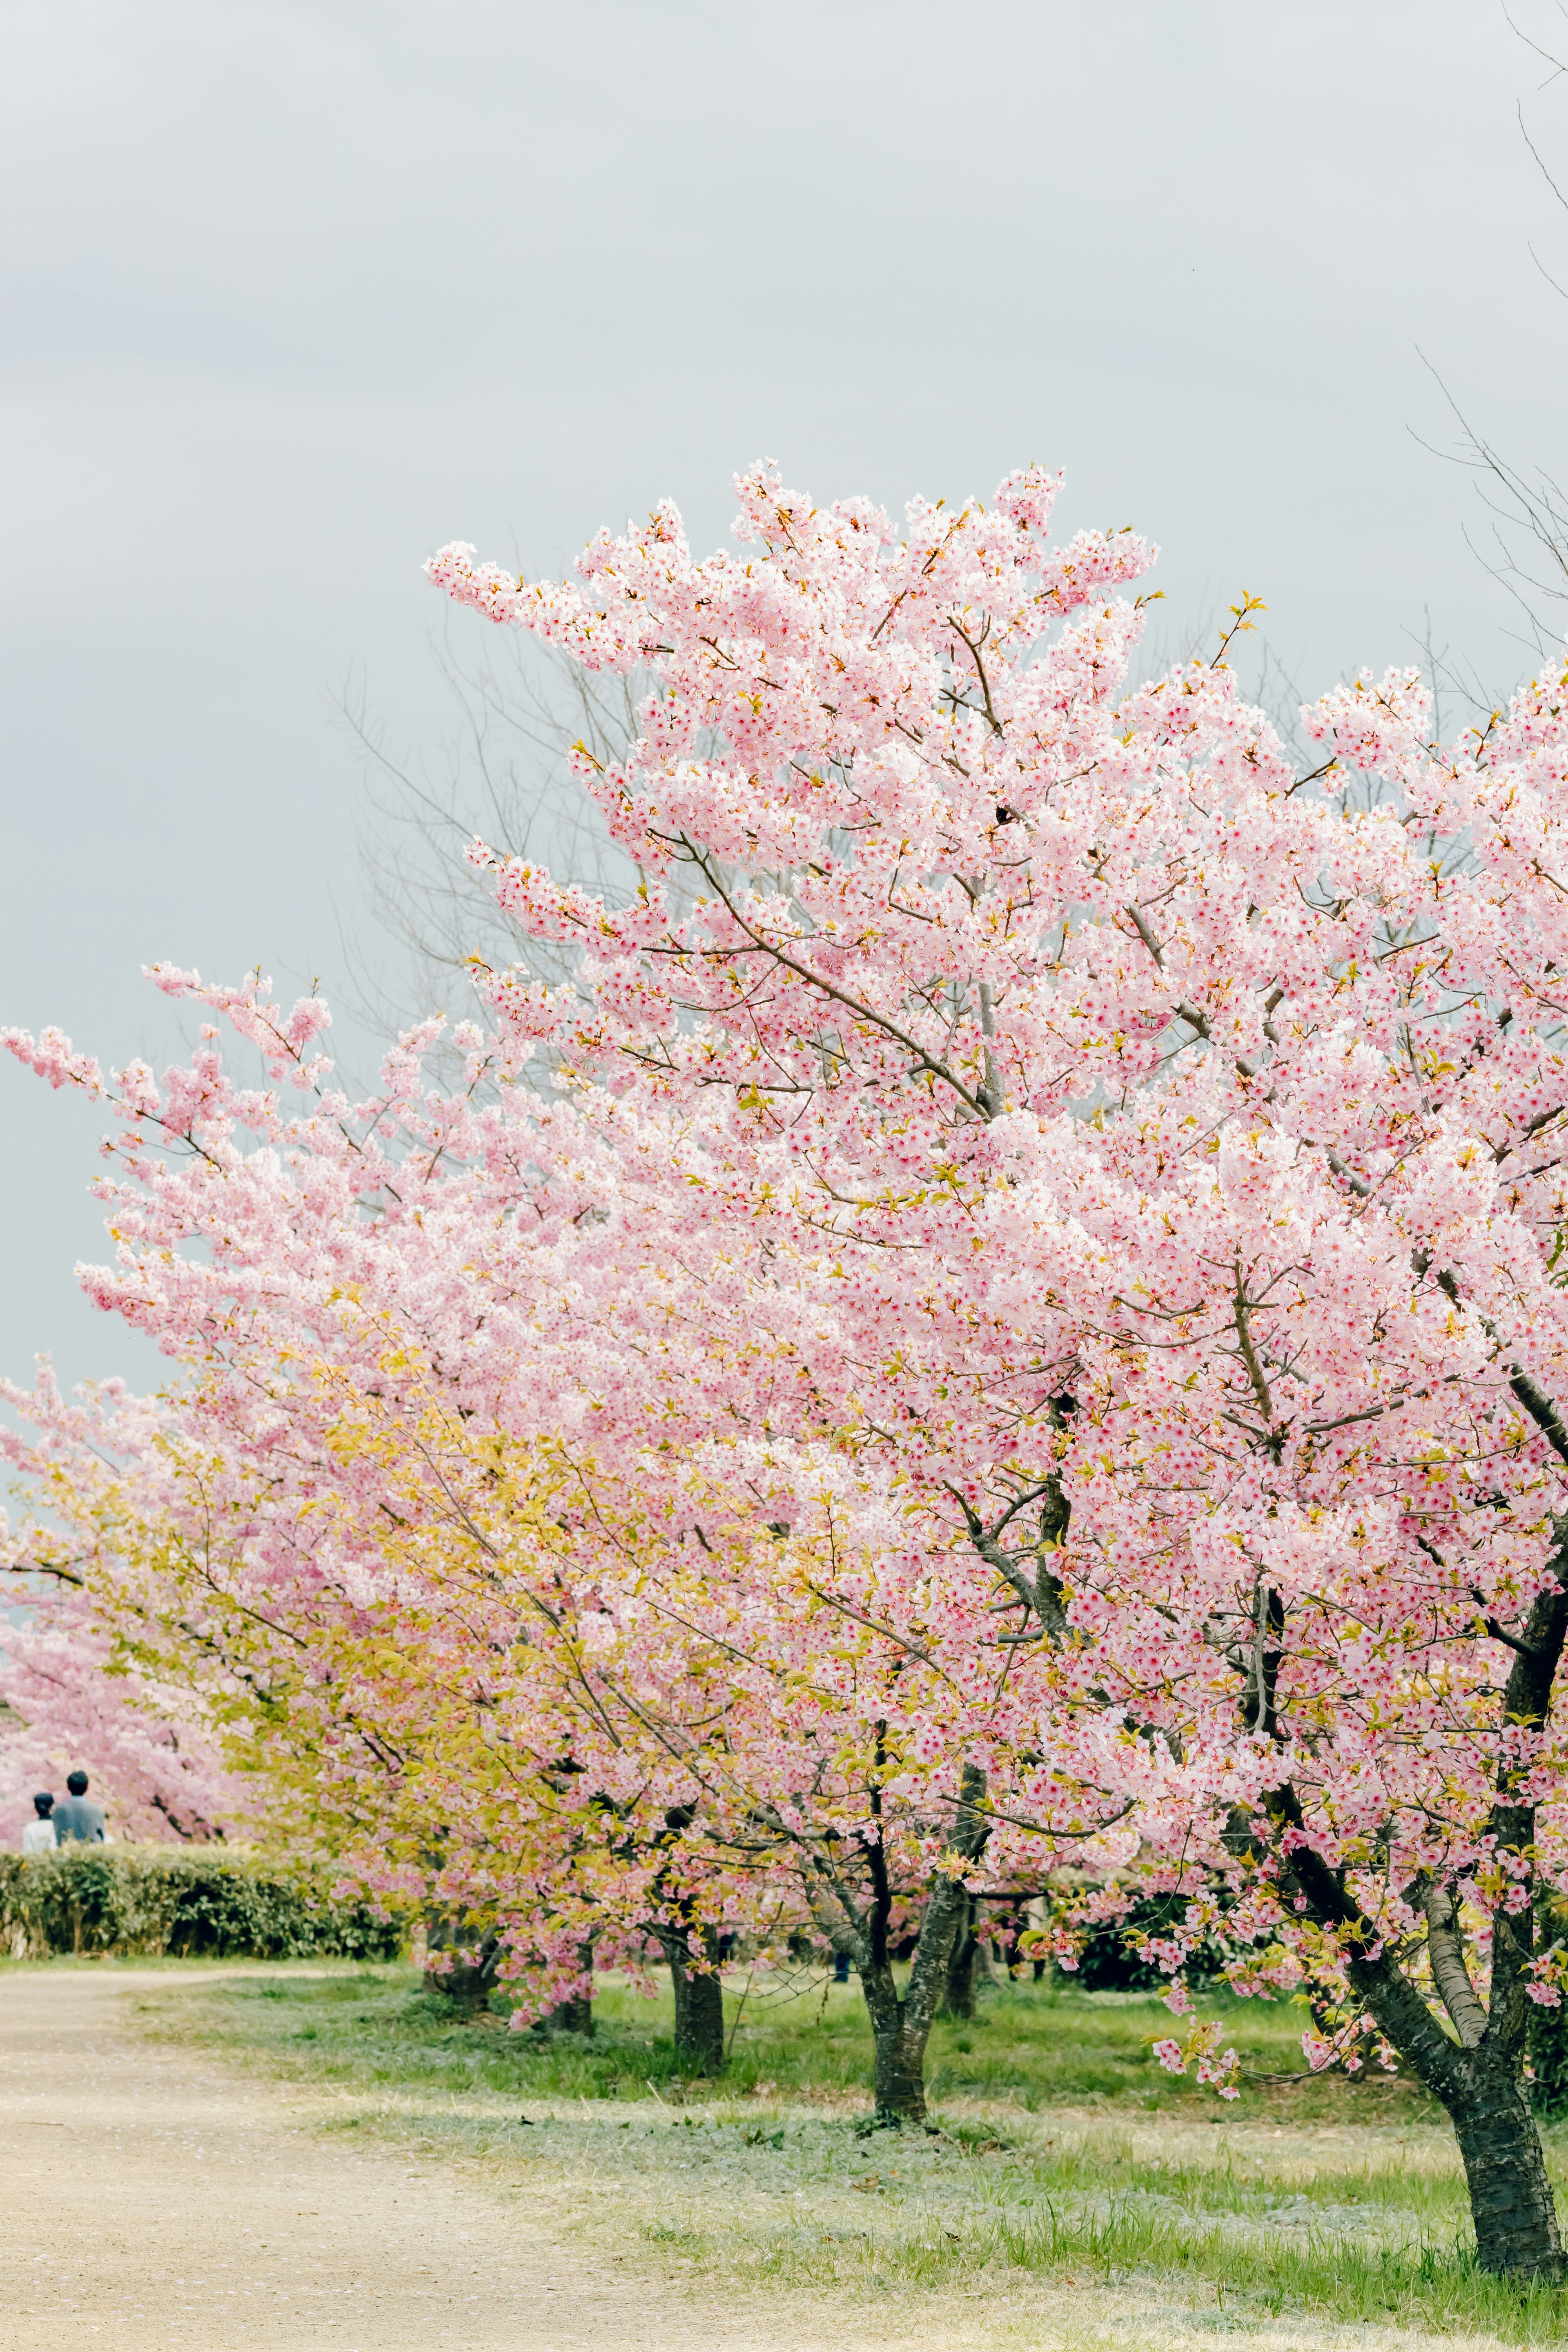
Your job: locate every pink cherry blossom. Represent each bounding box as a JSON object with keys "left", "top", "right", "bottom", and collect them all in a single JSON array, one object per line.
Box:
[{"left": 7, "top": 452, "right": 1568, "bottom": 2271}]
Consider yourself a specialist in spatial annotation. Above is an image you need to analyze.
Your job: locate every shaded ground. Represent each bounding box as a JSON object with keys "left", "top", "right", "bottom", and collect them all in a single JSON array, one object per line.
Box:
[{"left": 2, "top": 1961, "right": 1566, "bottom": 2350}]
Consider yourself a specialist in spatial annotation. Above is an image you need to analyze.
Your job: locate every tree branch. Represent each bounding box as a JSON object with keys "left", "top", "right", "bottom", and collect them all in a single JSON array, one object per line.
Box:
[{"left": 1417, "top": 1876, "right": 1489, "bottom": 2049}]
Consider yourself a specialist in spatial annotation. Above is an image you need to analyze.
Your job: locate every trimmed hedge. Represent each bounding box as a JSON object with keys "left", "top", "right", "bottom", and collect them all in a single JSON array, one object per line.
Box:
[{"left": 0, "top": 1846, "right": 403, "bottom": 1961}]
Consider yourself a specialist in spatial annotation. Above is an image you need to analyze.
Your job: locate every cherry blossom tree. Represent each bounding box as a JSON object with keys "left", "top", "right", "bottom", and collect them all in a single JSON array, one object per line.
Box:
[
  {"left": 0, "top": 986, "right": 1039, "bottom": 2099},
  {"left": 0, "top": 1607, "right": 241, "bottom": 1846},
  {"left": 0, "top": 1373, "right": 247, "bottom": 1844},
  {"left": 415, "top": 457, "right": 1568, "bottom": 2280},
  {"left": 16, "top": 449, "right": 1568, "bottom": 2270}
]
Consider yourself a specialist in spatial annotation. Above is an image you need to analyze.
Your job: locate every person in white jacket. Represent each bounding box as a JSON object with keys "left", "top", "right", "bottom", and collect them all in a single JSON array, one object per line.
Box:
[{"left": 21, "top": 1794, "right": 56, "bottom": 1855}]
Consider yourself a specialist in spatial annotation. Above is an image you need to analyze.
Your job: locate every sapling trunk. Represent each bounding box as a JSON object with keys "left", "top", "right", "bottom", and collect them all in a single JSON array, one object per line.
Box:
[
  {"left": 664, "top": 1924, "right": 725, "bottom": 2074},
  {"left": 543, "top": 1939, "right": 596, "bottom": 2036},
  {"left": 544, "top": 1987, "right": 594, "bottom": 2036},
  {"left": 845, "top": 1762, "right": 991, "bottom": 2124},
  {"left": 939, "top": 1894, "right": 978, "bottom": 2022},
  {"left": 651, "top": 1807, "right": 722, "bottom": 2071},
  {"left": 423, "top": 1916, "right": 499, "bottom": 2011}
]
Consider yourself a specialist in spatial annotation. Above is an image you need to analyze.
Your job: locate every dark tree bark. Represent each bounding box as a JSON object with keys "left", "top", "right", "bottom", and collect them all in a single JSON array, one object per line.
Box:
[
  {"left": 537, "top": 1939, "right": 596, "bottom": 2035},
  {"left": 543, "top": 1989, "right": 595, "bottom": 2036},
  {"left": 649, "top": 1806, "right": 724, "bottom": 2074},
  {"left": 657, "top": 1923, "right": 725, "bottom": 2074},
  {"left": 453, "top": 1946, "right": 499, "bottom": 2010},
  {"left": 835, "top": 1759, "right": 991, "bottom": 2123},
  {"left": 1452, "top": 2065, "right": 1563, "bottom": 2279},
  {"left": 939, "top": 1893, "right": 979, "bottom": 2021},
  {"left": 423, "top": 1918, "right": 499, "bottom": 2011}
]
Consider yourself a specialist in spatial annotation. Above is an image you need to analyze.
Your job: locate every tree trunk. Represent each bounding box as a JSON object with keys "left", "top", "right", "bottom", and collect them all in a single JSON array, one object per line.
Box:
[
  {"left": 650, "top": 1806, "right": 722, "bottom": 2071},
  {"left": 939, "top": 1895, "right": 978, "bottom": 2021},
  {"left": 862, "top": 1959, "right": 934, "bottom": 2119},
  {"left": 849, "top": 1761, "right": 991, "bottom": 2124},
  {"left": 1452, "top": 2058, "right": 1565, "bottom": 2282},
  {"left": 858, "top": 1879, "right": 967, "bottom": 2121},
  {"left": 664, "top": 1925, "right": 725, "bottom": 2074},
  {"left": 1273, "top": 1778, "right": 1568, "bottom": 2284},
  {"left": 545, "top": 1992, "right": 593, "bottom": 2035},
  {"left": 1308, "top": 1871, "right": 1567, "bottom": 2283},
  {"left": 423, "top": 1917, "right": 499, "bottom": 2011},
  {"left": 543, "top": 1940, "right": 596, "bottom": 2036}
]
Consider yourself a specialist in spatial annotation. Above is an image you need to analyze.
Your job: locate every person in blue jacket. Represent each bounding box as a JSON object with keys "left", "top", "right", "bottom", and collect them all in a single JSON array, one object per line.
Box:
[{"left": 51, "top": 1771, "right": 106, "bottom": 1844}]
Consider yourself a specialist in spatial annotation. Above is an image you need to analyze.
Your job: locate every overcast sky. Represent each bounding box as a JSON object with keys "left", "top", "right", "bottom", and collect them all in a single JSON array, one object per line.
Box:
[{"left": 6, "top": 0, "right": 1568, "bottom": 1392}]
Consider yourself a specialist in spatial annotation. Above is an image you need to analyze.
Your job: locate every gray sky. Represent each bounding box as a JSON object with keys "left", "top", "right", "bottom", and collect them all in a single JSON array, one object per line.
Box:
[{"left": 5, "top": 0, "right": 1568, "bottom": 1391}]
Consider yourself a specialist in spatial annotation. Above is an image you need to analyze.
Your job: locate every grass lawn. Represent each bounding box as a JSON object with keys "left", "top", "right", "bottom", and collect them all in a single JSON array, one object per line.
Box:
[{"left": 86, "top": 1956, "right": 1568, "bottom": 2346}]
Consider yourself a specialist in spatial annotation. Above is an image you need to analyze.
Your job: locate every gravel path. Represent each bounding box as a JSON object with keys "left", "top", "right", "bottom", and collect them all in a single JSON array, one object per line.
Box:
[{"left": 0, "top": 1967, "right": 867, "bottom": 2350}]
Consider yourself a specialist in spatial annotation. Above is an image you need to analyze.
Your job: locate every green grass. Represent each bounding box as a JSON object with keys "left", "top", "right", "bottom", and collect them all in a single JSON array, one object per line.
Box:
[
  {"left": 145, "top": 1958, "right": 1377, "bottom": 2115},
  {"left": 125, "top": 1960, "right": 1568, "bottom": 2345}
]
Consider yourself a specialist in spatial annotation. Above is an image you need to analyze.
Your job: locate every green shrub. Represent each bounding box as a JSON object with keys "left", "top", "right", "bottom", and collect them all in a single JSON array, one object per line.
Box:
[
  {"left": 1065, "top": 1890, "right": 1235, "bottom": 1992},
  {"left": 0, "top": 1846, "right": 403, "bottom": 1961}
]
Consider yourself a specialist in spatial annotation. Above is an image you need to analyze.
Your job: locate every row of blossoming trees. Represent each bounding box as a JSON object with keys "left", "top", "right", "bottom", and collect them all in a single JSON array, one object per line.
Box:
[{"left": 6, "top": 460, "right": 1568, "bottom": 2275}]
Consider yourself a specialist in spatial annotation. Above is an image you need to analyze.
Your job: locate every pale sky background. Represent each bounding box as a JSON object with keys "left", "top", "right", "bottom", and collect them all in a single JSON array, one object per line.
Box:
[{"left": 6, "top": 0, "right": 1568, "bottom": 1393}]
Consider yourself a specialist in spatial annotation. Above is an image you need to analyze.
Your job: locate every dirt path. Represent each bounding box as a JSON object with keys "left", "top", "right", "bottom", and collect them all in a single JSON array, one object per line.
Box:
[
  {"left": 0, "top": 1967, "right": 880, "bottom": 2351},
  {"left": 0, "top": 1966, "right": 1510, "bottom": 2352}
]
